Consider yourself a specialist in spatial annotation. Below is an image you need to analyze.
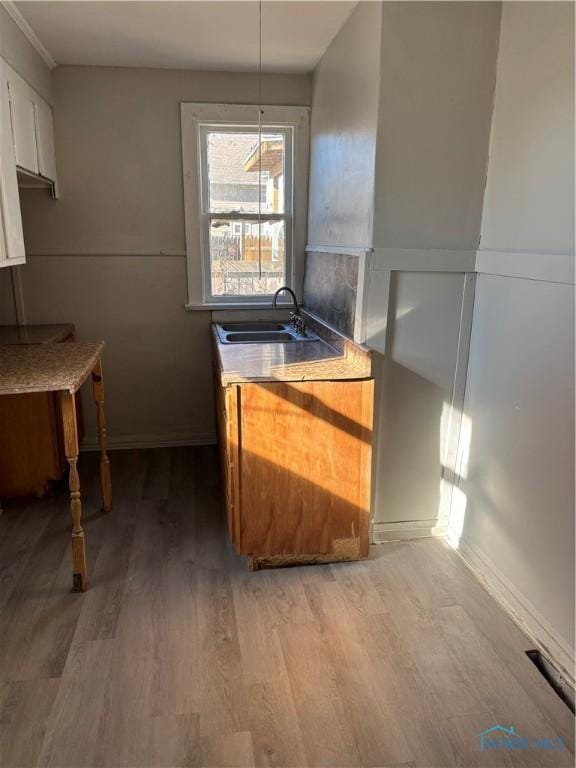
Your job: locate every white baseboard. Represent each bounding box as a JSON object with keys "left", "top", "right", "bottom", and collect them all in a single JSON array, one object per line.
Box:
[
  {"left": 80, "top": 431, "right": 217, "bottom": 451},
  {"left": 372, "top": 519, "right": 447, "bottom": 542},
  {"left": 454, "top": 536, "right": 575, "bottom": 685}
]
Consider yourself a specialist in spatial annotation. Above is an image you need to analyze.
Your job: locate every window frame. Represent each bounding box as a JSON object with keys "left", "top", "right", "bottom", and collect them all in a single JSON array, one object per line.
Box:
[
  {"left": 198, "top": 123, "right": 293, "bottom": 304},
  {"left": 181, "top": 103, "right": 310, "bottom": 309}
]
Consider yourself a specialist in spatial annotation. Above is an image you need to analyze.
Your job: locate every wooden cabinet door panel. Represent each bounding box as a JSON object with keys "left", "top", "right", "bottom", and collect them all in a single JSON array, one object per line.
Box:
[
  {"left": 213, "top": 375, "right": 241, "bottom": 550},
  {"left": 224, "top": 385, "right": 242, "bottom": 551},
  {"left": 0, "top": 332, "right": 80, "bottom": 498},
  {"left": 237, "top": 380, "right": 373, "bottom": 557},
  {"left": 215, "top": 380, "right": 233, "bottom": 540},
  {"left": 0, "top": 392, "right": 62, "bottom": 497}
]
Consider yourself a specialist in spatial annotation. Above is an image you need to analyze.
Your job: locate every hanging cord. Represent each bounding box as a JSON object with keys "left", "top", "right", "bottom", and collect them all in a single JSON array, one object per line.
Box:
[{"left": 257, "top": 0, "right": 263, "bottom": 281}]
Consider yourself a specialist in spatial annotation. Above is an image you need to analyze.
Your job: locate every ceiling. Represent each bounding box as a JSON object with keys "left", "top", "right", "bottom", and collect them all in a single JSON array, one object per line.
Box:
[{"left": 15, "top": 1, "right": 357, "bottom": 74}]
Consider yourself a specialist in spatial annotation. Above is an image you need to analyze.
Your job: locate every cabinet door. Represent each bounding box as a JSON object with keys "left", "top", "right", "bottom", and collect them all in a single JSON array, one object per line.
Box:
[
  {"left": 0, "top": 74, "right": 25, "bottom": 266},
  {"left": 34, "top": 99, "right": 58, "bottom": 183},
  {"left": 7, "top": 79, "right": 38, "bottom": 174},
  {"left": 237, "top": 379, "right": 374, "bottom": 558},
  {"left": 0, "top": 392, "right": 63, "bottom": 498},
  {"left": 214, "top": 377, "right": 241, "bottom": 550}
]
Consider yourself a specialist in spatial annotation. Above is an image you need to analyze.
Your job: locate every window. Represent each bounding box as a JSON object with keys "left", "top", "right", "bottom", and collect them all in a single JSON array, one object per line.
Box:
[
  {"left": 200, "top": 126, "right": 291, "bottom": 298},
  {"left": 181, "top": 104, "right": 309, "bottom": 307}
]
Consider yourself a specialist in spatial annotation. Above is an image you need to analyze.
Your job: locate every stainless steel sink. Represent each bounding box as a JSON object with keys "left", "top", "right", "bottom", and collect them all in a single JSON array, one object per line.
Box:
[
  {"left": 216, "top": 322, "right": 319, "bottom": 344},
  {"left": 220, "top": 322, "right": 285, "bottom": 332},
  {"left": 226, "top": 331, "right": 295, "bottom": 342}
]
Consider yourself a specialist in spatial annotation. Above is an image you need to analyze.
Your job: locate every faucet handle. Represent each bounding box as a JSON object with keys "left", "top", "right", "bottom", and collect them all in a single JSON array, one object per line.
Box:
[{"left": 290, "top": 313, "right": 306, "bottom": 336}]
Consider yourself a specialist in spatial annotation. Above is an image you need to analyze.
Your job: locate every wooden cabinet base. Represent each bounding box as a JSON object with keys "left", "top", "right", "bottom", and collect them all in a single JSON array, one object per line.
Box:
[
  {"left": 213, "top": 372, "right": 374, "bottom": 570},
  {"left": 248, "top": 549, "right": 367, "bottom": 571},
  {"left": 0, "top": 392, "right": 65, "bottom": 498},
  {"left": 0, "top": 390, "right": 84, "bottom": 498},
  {"left": 0, "top": 333, "right": 83, "bottom": 499}
]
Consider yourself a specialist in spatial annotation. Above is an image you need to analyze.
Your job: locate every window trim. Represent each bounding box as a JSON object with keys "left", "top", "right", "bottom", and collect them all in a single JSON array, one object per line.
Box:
[
  {"left": 181, "top": 103, "right": 309, "bottom": 309},
  {"left": 198, "top": 123, "right": 293, "bottom": 304}
]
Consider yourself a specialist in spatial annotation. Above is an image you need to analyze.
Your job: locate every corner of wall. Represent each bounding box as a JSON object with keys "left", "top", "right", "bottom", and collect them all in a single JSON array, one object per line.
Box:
[{"left": 0, "top": 2, "right": 55, "bottom": 104}]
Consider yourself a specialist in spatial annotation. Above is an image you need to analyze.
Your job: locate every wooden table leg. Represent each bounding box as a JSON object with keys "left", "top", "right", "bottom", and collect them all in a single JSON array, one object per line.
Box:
[
  {"left": 60, "top": 390, "right": 87, "bottom": 592},
  {"left": 91, "top": 359, "right": 112, "bottom": 513}
]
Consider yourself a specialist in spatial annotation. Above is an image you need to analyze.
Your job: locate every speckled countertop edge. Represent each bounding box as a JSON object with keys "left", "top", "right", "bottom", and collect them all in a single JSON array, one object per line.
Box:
[{"left": 0, "top": 341, "right": 105, "bottom": 395}]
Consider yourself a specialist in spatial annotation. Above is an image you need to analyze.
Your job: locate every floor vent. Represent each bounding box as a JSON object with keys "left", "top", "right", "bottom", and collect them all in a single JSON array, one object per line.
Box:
[{"left": 526, "top": 650, "right": 575, "bottom": 714}]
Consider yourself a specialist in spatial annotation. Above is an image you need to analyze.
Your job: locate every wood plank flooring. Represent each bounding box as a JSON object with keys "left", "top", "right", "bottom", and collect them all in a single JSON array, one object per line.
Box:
[{"left": 1, "top": 446, "right": 574, "bottom": 767}]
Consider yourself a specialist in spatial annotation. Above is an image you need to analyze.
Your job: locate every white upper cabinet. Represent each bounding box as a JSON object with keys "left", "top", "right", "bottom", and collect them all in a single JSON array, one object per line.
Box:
[
  {"left": 0, "top": 59, "right": 59, "bottom": 268},
  {"left": 34, "top": 99, "right": 58, "bottom": 182},
  {"left": 0, "top": 63, "right": 25, "bottom": 267},
  {"left": 3, "top": 61, "right": 58, "bottom": 184},
  {"left": 8, "top": 78, "right": 39, "bottom": 174}
]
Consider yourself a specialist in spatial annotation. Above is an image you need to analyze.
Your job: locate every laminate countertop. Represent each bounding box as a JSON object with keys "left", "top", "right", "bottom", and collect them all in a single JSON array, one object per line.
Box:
[
  {"left": 0, "top": 324, "right": 74, "bottom": 345},
  {"left": 212, "top": 321, "right": 371, "bottom": 385},
  {"left": 0, "top": 341, "right": 105, "bottom": 395}
]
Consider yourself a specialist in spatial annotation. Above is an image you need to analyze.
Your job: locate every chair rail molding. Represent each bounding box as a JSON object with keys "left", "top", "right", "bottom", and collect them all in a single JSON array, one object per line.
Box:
[
  {"left": 372, "top": 247, "right": 477, "bottom": 273},
  {"left": 475, "top": 249, "right": 575, "bottom": 284}
]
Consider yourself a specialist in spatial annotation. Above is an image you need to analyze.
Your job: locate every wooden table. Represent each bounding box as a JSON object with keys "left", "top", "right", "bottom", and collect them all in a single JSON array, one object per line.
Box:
[
  {"left": 0, "top": 323, "right": 81, "bottom": 498},
  {"left": 0, "top": 341, "right": 112, "bottom": 591}
]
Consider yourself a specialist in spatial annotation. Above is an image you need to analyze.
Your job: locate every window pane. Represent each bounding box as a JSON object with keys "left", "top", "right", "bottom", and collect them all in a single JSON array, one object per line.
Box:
[
  {"left": 206, "top": 131, "right": 285, "bottom": 214},
  {"left": 210, "top": 219, "right": 286, "bottom": 297}
]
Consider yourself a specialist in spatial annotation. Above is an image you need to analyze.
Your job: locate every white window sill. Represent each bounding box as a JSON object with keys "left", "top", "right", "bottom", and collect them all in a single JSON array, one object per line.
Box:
[{"left": 184, "top": 302, "right": 295, "bottom": 311}]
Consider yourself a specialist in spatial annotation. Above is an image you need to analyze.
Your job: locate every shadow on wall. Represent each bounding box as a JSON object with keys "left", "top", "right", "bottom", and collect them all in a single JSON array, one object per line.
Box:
[
  {"left": 371, "top": 271, "right": 472, "bottom": 536},
  {"left": 373, "top": 274, "right": 441, "bottom": 528}
]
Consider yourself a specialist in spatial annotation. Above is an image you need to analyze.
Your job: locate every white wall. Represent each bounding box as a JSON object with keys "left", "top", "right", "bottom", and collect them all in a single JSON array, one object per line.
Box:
[
  {"left": 461, "top": 276, "right": 575, "bottom": 671},
  {"left": 480, "top": 1, "right": 574, "bottom": 254},
  {"left": 368, "top": 2, "right": 501, "bottom": 536},
  {"left": 0, "top": 264, "right": 14, "bottom": 323},
  {"left": 304, "top": 3, "right": 501, "bottom": 540},
  {"left": 457, "top": 1, "right": 575, "bottom": 676},
  {"left": 18, "top": 254, "right": 215, "bottom": 448},
  {"left": 307, "top": 1, "right": 382, "bottom": 249},
  {"left": 373, "top": 0, "right": 501, "bottom": 251},
  {"left": 373, "top": 271, "right": 469, "bottom": 537},
  {"left": 16, "top": 66, "right": 311, "bottom": 448},
  {"left": 20, "top": 66, "right": 310, "bottom": 255}
]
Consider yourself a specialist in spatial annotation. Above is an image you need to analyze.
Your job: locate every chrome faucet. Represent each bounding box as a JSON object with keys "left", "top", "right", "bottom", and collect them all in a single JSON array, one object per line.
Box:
[
  {"left": 272, "top": 286, "right": 307, "bottom": 336},
  {"left": 272, "top": 286, "right": 298, "bottom": 308}
]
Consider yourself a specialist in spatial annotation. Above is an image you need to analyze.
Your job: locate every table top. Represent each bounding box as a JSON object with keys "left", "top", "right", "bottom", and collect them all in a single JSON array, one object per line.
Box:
[
  {"left": 0, "top": 324, "right": 74, "bottom": 345},
  {"left": 0, "top": 341, "right": 105, "bottom": 395}
]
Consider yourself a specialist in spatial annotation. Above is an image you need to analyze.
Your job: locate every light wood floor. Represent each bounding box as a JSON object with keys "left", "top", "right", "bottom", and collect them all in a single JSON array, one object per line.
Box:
[{"left": 1, "top": 447, "right": 574, "bottom": 768}]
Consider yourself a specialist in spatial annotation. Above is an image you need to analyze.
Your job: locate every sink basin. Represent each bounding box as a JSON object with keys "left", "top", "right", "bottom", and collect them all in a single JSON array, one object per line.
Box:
[
  {"left": 216, "top": 322, "right": 319, "bottom": 344},
  {"left": 226, "top": 331, "right": 294, "bottom": 342},
  {"left": 220, "top": 322, "right": 285, "bottom": 332}
]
